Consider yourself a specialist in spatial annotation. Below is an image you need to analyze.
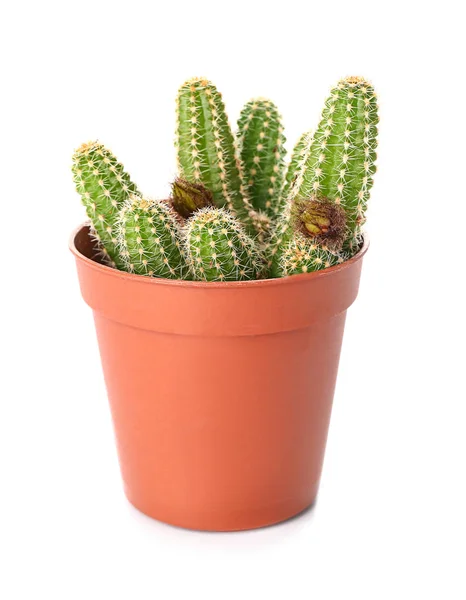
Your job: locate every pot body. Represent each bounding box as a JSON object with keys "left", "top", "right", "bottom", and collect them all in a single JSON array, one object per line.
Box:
[{"left": 71, "top": 225, "right": 367, "bottom": 531}]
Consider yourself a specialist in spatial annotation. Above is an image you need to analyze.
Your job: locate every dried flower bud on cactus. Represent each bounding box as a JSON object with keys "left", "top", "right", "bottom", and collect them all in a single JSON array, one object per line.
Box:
[
  {"left": 293, "top": 196, "right": 346, "bottom": 251},
  {"left": 170, "top": 178, "right": 213, "bottom": 218}
]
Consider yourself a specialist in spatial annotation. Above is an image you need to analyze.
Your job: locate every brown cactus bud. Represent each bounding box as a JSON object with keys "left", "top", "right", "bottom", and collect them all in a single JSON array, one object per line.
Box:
[
  {"left": 292, "top": 196, "right": 346, "bottom": 251},
  {"left": 170, "top": 178, "right": 213, "bottom": 219}
]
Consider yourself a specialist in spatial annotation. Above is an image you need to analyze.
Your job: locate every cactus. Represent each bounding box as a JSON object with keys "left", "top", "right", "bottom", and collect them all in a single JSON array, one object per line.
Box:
[
  {"left": 175, "top": 77, "right": 268, "bottom": 239},
  {"left": 279, "top": 235, "right": 345, "bottom": 276},
  {"left": 72, "top": 76, "right": 379, "bottom": 283},
  {"left": 117, "top": 195, "right": 186, "bottom": 279},
  {"left": 184, "top": 207, "right": 264, "bottom": 281},
  {"left": 170, "top": 178, "right": 213, "bottom": 218},
  {"left": 291, "top": 77, "right": 378, "bottom": 251},
  {"left": 236, "top": 98, "right": 286, "bottom": 218},
  {"left": 281, "top": 130, "right": 312, "bottom": 203},
  {"left": 72, "top": 141, "right": 139, "bottom": 268}
]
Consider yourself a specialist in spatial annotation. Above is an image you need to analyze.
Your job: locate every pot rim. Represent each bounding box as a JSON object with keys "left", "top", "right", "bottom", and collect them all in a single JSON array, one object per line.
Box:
[{"left": 69, "top": 222, "right": 369, "bottom": 289}]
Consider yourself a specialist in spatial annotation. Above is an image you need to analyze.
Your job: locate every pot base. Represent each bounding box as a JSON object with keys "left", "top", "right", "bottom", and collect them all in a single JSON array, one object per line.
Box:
[{"left": 126, "top": 493, "right": 317, "bottom": 532}]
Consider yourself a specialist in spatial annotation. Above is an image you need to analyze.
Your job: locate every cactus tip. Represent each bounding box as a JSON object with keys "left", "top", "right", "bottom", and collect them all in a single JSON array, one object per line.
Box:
[
  {"left": 74, "top": 140, "right": 101, "bottom": 156},
  {"left": 129, "top": 194, "right": 151, "bottom": 210},
  {"left": 181, "top": 76, "right": 212, "bottom": 91},
  {"left": 339, "top": 75, "right": 372, "bottom": 88}
]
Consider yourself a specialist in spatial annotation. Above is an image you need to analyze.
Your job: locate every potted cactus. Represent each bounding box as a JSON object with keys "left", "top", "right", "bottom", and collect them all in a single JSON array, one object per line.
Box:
[{"left": 70, "top": 76, "right": 378, "bottom": 531}]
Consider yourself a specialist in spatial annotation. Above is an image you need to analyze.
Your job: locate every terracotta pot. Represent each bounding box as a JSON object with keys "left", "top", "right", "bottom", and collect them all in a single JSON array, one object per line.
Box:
[{"left": 70, "top": 223, "right": 368, "bottom": 531}]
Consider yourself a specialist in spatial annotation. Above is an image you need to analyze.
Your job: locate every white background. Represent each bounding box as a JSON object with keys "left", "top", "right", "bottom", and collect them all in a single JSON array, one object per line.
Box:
[{"left": 1, "top": 1, "right": 465, "bottom": 598}]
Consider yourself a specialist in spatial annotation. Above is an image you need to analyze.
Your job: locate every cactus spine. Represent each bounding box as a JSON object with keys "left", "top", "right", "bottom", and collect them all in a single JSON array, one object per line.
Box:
[
  {"left": 292, "top": 77, "right": 378, "bottom": 251},
  {"left": 279, "top": 236, "right": 345, "bottom": 276},
  {"left": 236, "top": 99, "right": 286, "bottom": 218},
  {"left": 117, "top": 195, "right": 186, "bottom": 279},
  {"left": 184, "top": 208, "right": 264, "bottom": 281},
  {"left": 72, "top": 141, "right": 139, "bottom": 268}
]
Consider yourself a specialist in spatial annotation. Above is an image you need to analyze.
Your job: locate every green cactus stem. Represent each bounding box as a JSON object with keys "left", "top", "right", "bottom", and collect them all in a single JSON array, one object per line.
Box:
[
  {"left": 170, "top": 177, "right": 213, "bottom": 219},
  {"left": 279, "top": 235, "right": 345, "bottom": 276},
  {"left": 72, "top": 141, "right": 139, "bottom": 268},
  {"left": 175, "top": 78, "right": 246, "bottom": 214},
  {"left": 175, "top": 77, "right": 267, "bottom": 239},
  {"left": 117, "top": 195, "right": 186, "bottom": 279},
  {"left": 184, "top": 207, "right": 264, "bottom": 281},
  {"left": 291, "top": 76, "right": 378, "bottom": 251},
  {"left": 236, "top": 98, "right": 286, "bottom": 218},
  {"left": 281, "top": 130, "right": 312, "bottom": 204}
]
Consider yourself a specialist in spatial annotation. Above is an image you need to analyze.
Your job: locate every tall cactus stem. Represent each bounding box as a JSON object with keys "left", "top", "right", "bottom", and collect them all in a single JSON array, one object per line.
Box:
[
  {"left": 292, "top": 76, "right": 378, "bottom": 251},
  {"left": 236, "top": 98, "right": 286, "bottom": 218},
  {"left": 72, "top": 141, "right": 139, "bottom": 268},
  {"left": 176, "top": 79, "right": 246, "bottom": 214}
]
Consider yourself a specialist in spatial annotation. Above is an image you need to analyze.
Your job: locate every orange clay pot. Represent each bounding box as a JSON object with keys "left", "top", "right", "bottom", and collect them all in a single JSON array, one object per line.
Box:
[{"left": 70, "top": 223, "right": 368, "bottom": 531}]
